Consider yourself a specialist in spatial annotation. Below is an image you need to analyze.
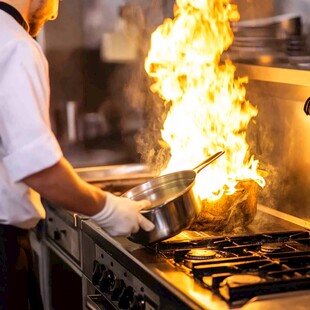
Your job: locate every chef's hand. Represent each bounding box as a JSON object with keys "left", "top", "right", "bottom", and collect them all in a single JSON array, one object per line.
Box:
[{"left": 90, "top": 192, "right": 155, "bottom": 237}]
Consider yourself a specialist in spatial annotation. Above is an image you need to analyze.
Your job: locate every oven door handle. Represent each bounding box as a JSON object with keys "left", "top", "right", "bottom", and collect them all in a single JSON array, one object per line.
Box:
[{"left": 86, "top": 294, "right": 116, "bottom": 310}]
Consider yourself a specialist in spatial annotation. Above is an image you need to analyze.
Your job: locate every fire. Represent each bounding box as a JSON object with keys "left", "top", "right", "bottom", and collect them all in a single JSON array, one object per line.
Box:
[{"left": 144, "top": 0, "right": 265, "bottom": 200}]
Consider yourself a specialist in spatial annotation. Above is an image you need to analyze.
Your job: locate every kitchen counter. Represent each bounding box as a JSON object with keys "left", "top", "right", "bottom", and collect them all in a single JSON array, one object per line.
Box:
[{"left": 61, "top": 144, "right": 134, "bottom": 168}]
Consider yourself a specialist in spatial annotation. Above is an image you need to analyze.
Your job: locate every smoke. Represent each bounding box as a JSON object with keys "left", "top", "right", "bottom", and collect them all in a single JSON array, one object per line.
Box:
[
  {"left": 124, "top": 60, "right": 171, "bottom": 173},
  {"left": 106, "top": 0, "right": 173, "bottom": 172}
]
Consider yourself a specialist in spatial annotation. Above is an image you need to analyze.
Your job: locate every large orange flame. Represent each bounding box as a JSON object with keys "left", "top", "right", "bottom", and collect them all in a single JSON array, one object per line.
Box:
[{"left": 145, "top": 0, "right": 265, "bottom": 200}]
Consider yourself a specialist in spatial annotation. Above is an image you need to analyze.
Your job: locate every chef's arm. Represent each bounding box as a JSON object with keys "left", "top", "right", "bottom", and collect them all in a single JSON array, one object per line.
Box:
[
  {"left": 22, "top": 156, "right": 155, "bottom": 236},
  {"left": 23, "top": 157, "right": 155, "bottom": 236},
  {"left": 22, "top": 156, "right": 105, "bottom": 216}
]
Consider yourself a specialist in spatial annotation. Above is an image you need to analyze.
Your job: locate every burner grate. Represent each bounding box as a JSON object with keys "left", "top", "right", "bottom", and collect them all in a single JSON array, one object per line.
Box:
[{"left": 157, "top": 230, "right": 310, "bottom": 306}]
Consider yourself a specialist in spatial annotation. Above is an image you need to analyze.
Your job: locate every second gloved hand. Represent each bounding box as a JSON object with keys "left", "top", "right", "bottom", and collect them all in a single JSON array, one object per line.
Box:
[{"left": 90, "top": 192, "right": 155, "bottom": 237}]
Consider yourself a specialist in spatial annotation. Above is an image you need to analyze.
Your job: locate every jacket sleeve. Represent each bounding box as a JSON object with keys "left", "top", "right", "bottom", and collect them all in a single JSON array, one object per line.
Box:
[{"left": 0, "top": 38, "right": 63, "bottom": 182}]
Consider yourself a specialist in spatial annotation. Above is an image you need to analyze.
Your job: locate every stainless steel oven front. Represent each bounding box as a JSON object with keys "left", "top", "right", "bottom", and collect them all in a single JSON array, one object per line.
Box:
[{"left": 39, "top": 200, "right": 84, "bottom": 310}]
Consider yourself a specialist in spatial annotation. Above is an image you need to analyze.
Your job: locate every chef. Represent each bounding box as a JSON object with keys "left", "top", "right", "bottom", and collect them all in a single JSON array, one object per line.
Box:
[{"left": 0, "top": 0, "right": 155, "bottom": 308}]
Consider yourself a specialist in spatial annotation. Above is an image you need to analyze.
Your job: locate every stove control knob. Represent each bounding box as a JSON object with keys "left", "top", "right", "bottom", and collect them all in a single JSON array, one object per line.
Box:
[
  {"left": 118, "top": 286, "right": 134, "bottom": 309},
  {"left": 99, "top": 269, "right": 115, "bottom": 293},
  {"left": 92, "top": 260, "right": 105, "bottom": 286},
  {"left": 111, "top": 279, "right": 126, "bottom": 301},
  {"left": 130, "top": 294, "right": 145, "bottom": 310}
]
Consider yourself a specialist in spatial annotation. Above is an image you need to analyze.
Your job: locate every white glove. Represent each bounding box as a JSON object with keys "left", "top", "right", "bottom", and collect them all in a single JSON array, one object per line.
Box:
[{"left": 90, "top": 192, "right": 155, "bottom": 237}]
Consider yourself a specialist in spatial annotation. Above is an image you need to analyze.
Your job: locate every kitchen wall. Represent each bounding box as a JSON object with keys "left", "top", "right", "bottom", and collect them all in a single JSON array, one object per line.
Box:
[
  {"left": 44, "top": 0, "right": 143, "bottom": 161},
  {"left": 236, "top": 65, "right": 310, "bottom": 222},
  {"left": 236, "top": 0, "right": 310, "bottom": 30}
]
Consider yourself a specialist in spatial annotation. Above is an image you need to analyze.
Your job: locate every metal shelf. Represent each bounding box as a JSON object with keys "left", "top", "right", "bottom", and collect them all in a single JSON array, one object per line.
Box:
[{"left": 235, "top": 63, "right": 310, "bottom": 86}]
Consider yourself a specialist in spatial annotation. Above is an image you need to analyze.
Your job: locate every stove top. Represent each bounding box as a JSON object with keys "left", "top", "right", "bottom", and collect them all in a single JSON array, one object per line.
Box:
[
  {"left": 153, "top": 230, "right": 310, "bottom": 308},
  {"left": 81, "top": 205, "right": 310, "bottom": 310},
  {"left": 76, "top": 166, "right": 310, "bottom": 309}
]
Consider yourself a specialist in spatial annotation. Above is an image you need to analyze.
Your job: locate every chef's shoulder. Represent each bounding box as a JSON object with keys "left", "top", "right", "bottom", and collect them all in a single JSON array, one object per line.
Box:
[{"left": 0, "top": 27, "right": 47, "bottom": 72}]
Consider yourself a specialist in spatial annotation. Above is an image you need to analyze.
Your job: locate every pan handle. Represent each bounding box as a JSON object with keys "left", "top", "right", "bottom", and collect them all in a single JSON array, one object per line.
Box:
[{"left": 192, "top": 151, "right": 225, "bottom": 174}]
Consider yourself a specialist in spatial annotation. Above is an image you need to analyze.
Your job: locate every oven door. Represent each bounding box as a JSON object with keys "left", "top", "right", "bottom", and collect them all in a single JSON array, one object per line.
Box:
[
  {"left": 40, "top": 201, "right": 84, "bottom": 310},
  {"left": 47, "top": 247, "right": 83, "bottom": 309},
  {"left": 83, "top": 275, "right": 117, "bottom": 310},
  {"left": 86, "top": 295, "right": 103, "bottom": 310},
  {"left": 31, "top": 221, "right": 83, "bottom": 310}
]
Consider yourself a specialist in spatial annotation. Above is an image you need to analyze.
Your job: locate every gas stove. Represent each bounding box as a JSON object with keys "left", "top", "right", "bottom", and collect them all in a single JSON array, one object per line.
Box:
[{"left": 81, "top": 206, "right": 310, "bottom": 310}]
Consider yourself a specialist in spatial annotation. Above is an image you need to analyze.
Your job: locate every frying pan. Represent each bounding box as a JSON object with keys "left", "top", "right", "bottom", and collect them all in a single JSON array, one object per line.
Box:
[{"left": 122, "top": 151, "right": 225, "bottom": 244}]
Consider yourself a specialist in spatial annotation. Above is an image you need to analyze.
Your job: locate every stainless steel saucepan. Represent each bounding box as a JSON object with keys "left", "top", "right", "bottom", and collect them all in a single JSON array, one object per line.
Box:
[{"left": 122, "top": 151, "right": 225, "bottom": 244}]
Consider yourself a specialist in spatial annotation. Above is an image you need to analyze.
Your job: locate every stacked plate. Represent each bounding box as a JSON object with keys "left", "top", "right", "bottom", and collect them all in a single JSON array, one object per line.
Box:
[{"left": 228, "top": 13, "right": 302, "bottom": 65}]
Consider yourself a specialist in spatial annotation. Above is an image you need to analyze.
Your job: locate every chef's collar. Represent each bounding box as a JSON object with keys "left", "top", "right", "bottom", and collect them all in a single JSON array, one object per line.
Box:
[{"left": 0, "top": 2, "right": 29, "bottom": 32}]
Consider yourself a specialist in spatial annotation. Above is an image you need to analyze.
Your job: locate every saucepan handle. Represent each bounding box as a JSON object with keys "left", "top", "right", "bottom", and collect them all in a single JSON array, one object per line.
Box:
[{"left": 192, "top": 150, "right": 225, "bottom": 174}]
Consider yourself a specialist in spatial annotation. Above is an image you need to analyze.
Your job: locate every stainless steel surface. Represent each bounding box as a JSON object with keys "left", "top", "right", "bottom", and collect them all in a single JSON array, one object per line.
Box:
[
  {"left": 241, "top": 290, "right": 310, "bottom": 310},
  {"left": 235, "top": 63, "right": 310, "bottom": 223},
  {"left": 125, "top": 169, "right": 201, "bottom": 244},
  {"left": 258, "top": 205, "right": 310, "bottom": 230},
  {"left": 124, "top": 169, "right": 197, "bottom": 209},
  {"left": 75, "top": 163, "right": 155, "bottom": 183},
  {"left": 44, "top": 205, "right": 81, "bottom": 264},
  {"left": 81, "top": 205, "right": 309, "bottom": 310},
  {"left": 30, "top": 231, "right": 51, "bottom": 310},
  {"left": 236, "top": 63, "right": 310, "bottom": 85},
  {"left": 40, "top": 202, "right": 84, "bottom": 310},
  {"left": 42, "top": 198, "right": 78, "bottom": 226},
  {"left": 86, "top": 295, "right": 107, "bottom": 310},
  {"left": 63, "top": 147, "right": 132, "bottom": 169},
  {"left": 44, "top": 238, "right": 82, "bottom": 276},
  {"left": 122, "top": 151, "right": 224, "bottom": 244},
  {"left": 191, "top": 151, "right": 225, "bottom": 173}
]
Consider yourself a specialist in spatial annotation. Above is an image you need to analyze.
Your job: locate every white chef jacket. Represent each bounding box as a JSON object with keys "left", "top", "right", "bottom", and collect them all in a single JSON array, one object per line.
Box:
[{"left": 0, "top": 10, "right": 63, "bottom": 229}]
